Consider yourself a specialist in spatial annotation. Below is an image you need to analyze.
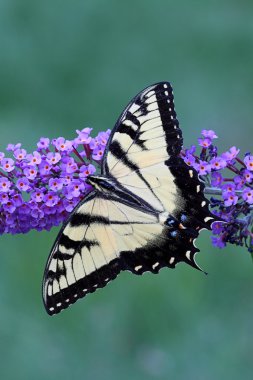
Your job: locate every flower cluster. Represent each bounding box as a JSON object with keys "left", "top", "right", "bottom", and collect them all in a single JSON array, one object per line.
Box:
[
  {"left": 0, "top": 128, "right": 111, "bottom": 234},
  {"left": 1, "top": 124, "right": 253, "bottom": 255},
  {"left": 182, "top": 130, "right": 253, "bottom": 253}
]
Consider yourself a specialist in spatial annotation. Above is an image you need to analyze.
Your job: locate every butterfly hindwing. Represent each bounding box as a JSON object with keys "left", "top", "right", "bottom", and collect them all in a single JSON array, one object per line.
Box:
[{"left": 43, "top": 191, "right": 208, "bottom": 315}]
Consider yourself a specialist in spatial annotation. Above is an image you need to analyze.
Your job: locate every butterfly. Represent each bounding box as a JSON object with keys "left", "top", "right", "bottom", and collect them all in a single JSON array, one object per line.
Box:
[{"left": 43, "top": 82, "right": 215, "bottom": 315}]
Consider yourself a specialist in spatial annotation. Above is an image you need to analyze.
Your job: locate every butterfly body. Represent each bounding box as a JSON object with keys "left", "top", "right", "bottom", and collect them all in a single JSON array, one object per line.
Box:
[{"left": 43, "top": 82, "right": 215, "bottom": 315}]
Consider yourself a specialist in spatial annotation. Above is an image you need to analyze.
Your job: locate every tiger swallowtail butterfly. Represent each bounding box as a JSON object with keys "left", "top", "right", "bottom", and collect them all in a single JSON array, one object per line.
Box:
[{"left": 43, "top": 82, "right": 215, "bottom": 315}]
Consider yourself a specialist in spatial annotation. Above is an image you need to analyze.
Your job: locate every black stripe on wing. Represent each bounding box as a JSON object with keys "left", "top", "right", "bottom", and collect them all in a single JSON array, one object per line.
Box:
[{"left": 102, "top": 81, "right": 181, "bottom": 174}]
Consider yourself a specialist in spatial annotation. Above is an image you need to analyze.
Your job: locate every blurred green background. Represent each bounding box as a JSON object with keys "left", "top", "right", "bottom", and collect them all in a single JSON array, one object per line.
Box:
[{"left": 0, "top": 1, "right": 253, "bottom": 379}]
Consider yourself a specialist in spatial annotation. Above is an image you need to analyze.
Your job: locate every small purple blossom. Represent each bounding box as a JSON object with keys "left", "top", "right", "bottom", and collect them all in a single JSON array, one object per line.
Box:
[
  {"left": 61, "top": 157, "right": 78, "bottom": 174},
  {"left": 211, "top": 172, "right": 223, "bottom": 187},
  {"left": 223, "top": 194, "right": 238, "bottom": 207},
  {"left": 211, "top": 235, "right": 226, "bottom": 249},
  {"left": 14, "top": 148, "right": 27, "bottom": 161},
  {"left": 201, "top": 130, "right": 218, "bottom": 139},
  {"left": 49, "top": 178, "right": 63, "bottom": 192},
  {"left": 210, "top": 156, "right": 227, "bottom": 170},
  {"left": 0, "top": 193, "right": 9, "bottom": 204},
  {"left": 27, "top": 151, "right": 42, "bottom": 166},
  {"left": 6, "top": 143, "right": 21, "bottom": 152},
  {"left": 16, "top": 177, "right": 30, "bottom": 192},
  {"left": 92, "top": 146, "right": 105, "bottom": 161},
  {"left": 198, "top": 137, "right": 212, "bottom": 148},
  {"left": 53, "top": 137, "right": 73, "bottom": 153},
  {"left": 221, "top": 183, "right": 236, "bottom": 196},
  {"left": 79, "top": 164, "right": 96, "bottom": 179},
  {"left": 195, "top": 160, "right": 211, "bottom": 175},
  {"left": 75, "top": 128, "right": 92, "bottom": 145},
  {"left": 43, "top": 192, "right": 59, "bottom": 207},
  {"left": 31, "top": 189, "right": 44, "bottom": 203},
  {"left": 233, "top": 175, "right": 245, "bottom": 189},
  {"left": 244, "top": 155, "right": 253, "bottom": 171},
  {"left": 46, "top": 152, "right": 61, "bottom": 165},
  {"left": 37, "top": 137, "right": 50, "bottom": 150},
  {"left": 39, "top": 160, "right": 52, "bottom": 176},
  {"left": 3, "top": 200, "right": 16, "bottom": 214},
  {"left": 1, "top": 158, "right": 15, "bottom": 172},
  {"left": 23, "top": 167, "right": 37, "bottom": 180},
  {"left": 212, "top": 221, "right": 224, "bottom": 235},
  {"left": 242, "top": 188, "right": 253, "bottom": 204},
  {"left": 243, "top": 170, "right": 253, "bottom": 183},
  {"left": 0, "top": 177, "right": 12, "bottom": 193},
  {"left": 222, "top": 146, "right": 240, "bottom": 162}
]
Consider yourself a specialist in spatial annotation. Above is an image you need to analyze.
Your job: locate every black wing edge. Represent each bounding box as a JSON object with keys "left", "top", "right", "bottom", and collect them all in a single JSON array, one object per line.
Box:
[{"left": 101, "top": 81, "right": 180, "bottom": 174}]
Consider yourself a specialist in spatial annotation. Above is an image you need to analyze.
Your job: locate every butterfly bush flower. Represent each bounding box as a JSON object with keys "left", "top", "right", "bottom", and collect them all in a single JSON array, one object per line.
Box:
[
  {"left": 0, "top": 128, "right": 111, "bottom": 234},
  {"left": 182, "top": 130, "right": 253, "bottom": 254}
]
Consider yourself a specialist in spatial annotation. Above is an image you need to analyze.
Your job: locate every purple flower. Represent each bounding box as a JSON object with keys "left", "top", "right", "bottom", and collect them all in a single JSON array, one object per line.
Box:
[
  {"left": 61, "top": 157, "right": 78, "bottom": 174},
  {"left": 63, "top": 180, "right": 85, "bottom": 199},
  {"left": 242, "top": 187, "right": 253, "bottom": 204},
  {"left": 63, "top": 198, "right": 76, "bottom": 212},
  {"left": 198, "top": 137, "right": 212, "bottom": 148},
  {"left": 27, "top": 151, "right": 42, "bottom": 166},
  {"left": 14, "top": 148, "right": 27, "bottom": 161},
  {"left": 3, "top": 200, "right": 16, "bottom": 214},
  {"left": 243, "top": 170, "right": 253, "bottom": 183},
  {"left": 61, "top": 173, "right": 73, "bottom": 185},
  {"left": 12, "top": 193, "right": 23, "bottom": 207},
  {"left": 233, "top": 175, "right": 245, "bottom": 189},
  {"left": 0, "top": 177, "right": 11, "bottom": 192},
  {"left": 75, "top": 128, "right": 92, "bottom": 145},
  {"left": 49, "top": 178, "right": 63, "bottom": 192},
  {"left": 212, "top": 222, "right": 224, "bottom": 235},
  {"left": 46, "top": 152, "right": 61, "bottom": 165},
  {"left": 0, "top": 193, "right": 9, "bottom": 204},
  {"left": 183, "top": 154, "right": 196, "bottom": 167},
  {"left": 6, "top": 143, "right": 21, "bottom": 152},
  {"left": 96, "top": 131, "right": 110, "bottom": 146},
  {"left": 222, "top": 146, "right": 240, "bottom": 162},
  {"left": 224, "top": 194, "right": 238, "bottom": 207},
  {"left": 211, "top": 172, "right": 223, "bottom": 187},
  {"left": 37, "top": 137, "right": 50, "bottom": 150},
  {"left": 1, "top": 158, "right": 15, "bottom": 172},
  {"left": 79, "top": 164, "right": 96, "bottom": 179},
  {"left": 39, "top": 160, "right": 52, "bottom": 175},
  {"left": 201, "top": 130, "right": 218, "bottom": 139},
  {"left": 221, "top": 183, "right": 236, "bottom": 196},
  {"left": 244, "top": 155, "right": 253, "bottom": 171},
  {"left": 92, "top": 146, "right": 105, "bottom": 161},
  {"left": 195, "top": 160, "right": 211, "bottom": 175},
  {"left": 210, "top": 156, "right": 227, "bottom": 170},
  {"left": 211, "top": 235, "right": 226, "bottom": 248},
  {"left": 23, "top": 167, "right": 37, "bottom": 180},
  {"left": 16, "top": 177, "right": 30, "bottom": 192},
  {"left": 43, "top": 192, "right": 59, "bottom": 207},
  {"left": 31, "top": 189, "right": 44, "bottom": 203},
  {"left": 53, "top": 137, "right": 73, "bottom": 153}
]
